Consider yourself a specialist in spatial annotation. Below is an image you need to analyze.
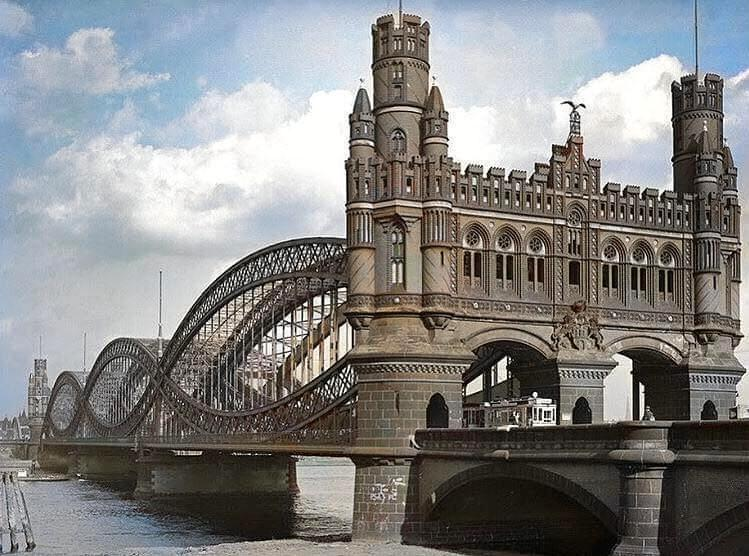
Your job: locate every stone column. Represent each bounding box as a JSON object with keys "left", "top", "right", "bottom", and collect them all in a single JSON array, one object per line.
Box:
[
  {"left": 511, "top": 354, "right": 616, "bottom": 425},
  {"left": 352, "top": 457, "right": 420, "bottom": 542},
  {"left": 609, "top": 422, "right": 674, "bottom": 555},
  {"left": 354, "top": 359, "right": 465, "bottom": 449}
]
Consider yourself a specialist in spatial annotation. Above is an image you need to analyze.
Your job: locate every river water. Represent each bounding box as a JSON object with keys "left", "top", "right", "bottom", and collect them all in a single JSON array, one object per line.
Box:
[{"left": 21, "top": 457, "right": 356, "bottom": 555}]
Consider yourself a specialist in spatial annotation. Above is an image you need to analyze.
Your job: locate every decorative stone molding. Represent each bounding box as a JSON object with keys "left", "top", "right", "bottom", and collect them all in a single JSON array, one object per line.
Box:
[
  {"left": 348, "top": 316, "right": 373, "bottom": 330},
  {"left": 355, "top": 361, "right": 468, "bottom": 375},
  {"left": 421, "top": 314, "right": 451, "bottom": 330},
  {"left": 558, "top": 369, "right": 610, "bottom": 381},
  {"left": 551, "top": 300, "right": 604, "bottom": 351},
  {"left": 688, "top": 373, "right": 742, "bottom": 386}
]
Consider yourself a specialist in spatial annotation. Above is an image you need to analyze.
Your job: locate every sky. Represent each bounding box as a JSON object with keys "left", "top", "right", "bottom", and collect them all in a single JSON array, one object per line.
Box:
[{"left": 0, "top": 0, "right": 748, "bottom": 418}]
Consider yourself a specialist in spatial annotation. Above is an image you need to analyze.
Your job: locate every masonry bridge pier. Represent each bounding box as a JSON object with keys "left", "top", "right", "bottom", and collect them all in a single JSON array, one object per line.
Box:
[{"left": 39, "top": 6, "right": 748, "bottom": 555}]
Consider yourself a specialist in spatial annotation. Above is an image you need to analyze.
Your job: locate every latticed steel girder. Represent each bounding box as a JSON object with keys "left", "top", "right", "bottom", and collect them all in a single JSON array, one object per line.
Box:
[{"left": 43, "top": 237, "right": 355, "bottom": 444}]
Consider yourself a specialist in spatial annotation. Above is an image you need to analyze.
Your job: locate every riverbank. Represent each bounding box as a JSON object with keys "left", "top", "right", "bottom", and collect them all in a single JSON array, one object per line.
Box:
[{"left": 117, "top": 539, "right": 535, "bottom": 555}]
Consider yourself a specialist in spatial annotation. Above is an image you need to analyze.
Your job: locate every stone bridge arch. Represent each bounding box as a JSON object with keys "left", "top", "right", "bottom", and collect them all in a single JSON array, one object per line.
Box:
[
  {"left": 461, "top": 326, "right": 555, "bottom": 359},
  {"left": 674, "top": 501, "right": 749, "bottom": 555},
  {"left": 605, "top": 334, "right": 685, "bottom": 365},
  {"left": 412, "top": 460, "right": 618, "bottom": 553},
  {"left": 605, "top": 333, "right": 692, "bottom": 421}
]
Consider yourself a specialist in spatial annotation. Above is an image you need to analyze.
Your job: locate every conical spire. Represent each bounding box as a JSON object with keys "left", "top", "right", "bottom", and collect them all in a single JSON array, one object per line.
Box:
[
  {"left": 426, "top": 84, "right": 444, "bottom": 112},
  {"left": 353, "top": 86, "right": 371, "bottom": 115}
]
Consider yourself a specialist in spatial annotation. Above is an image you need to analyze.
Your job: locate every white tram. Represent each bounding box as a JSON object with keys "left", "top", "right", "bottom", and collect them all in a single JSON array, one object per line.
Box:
[{"left": 464, "top": 393, "right": 557, "bottom": 428}]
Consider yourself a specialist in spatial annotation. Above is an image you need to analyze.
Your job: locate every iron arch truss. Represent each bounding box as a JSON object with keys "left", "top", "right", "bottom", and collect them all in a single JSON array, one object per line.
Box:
[{"left": 43, "top": 237, "right": 356, "bottom": 445}]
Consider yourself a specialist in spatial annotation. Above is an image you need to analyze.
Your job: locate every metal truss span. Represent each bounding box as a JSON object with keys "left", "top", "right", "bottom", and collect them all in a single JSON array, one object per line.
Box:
[{"left": 43, "top": 237, "right": 356, "bottom": 444}]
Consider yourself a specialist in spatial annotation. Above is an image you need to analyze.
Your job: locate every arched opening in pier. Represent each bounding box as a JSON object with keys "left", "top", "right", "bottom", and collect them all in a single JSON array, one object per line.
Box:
[
  {"left": 603, "top": 342, "right": 681, "bottom": 422},
  {"left": 462, "top": 338, "right": 548, "bottom": 427},
  {"left": 426, "top": 394, "right": 449, "bottom": 428},
  {"left": 701, "top": 400, "right": 718, "bottom": 420},
  {"left": 572, "top": 397, "right": 592, "bottom": 424},
  {"left": 425, "top": 471, "right": 617, "bottom": 555}
]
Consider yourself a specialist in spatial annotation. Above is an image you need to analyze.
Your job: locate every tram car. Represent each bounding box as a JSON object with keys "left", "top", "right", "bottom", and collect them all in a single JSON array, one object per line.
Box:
[{"left": 464, "top": 393, "right": 557, "bottom": 428}]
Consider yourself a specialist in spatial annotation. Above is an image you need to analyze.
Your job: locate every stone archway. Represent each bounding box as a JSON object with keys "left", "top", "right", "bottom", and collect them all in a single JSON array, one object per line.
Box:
[
  {"left": 461, "top": 331, "right": 550, "bottom": 417},
  {"left": 420, "top": 462, "right": 617, "bottom": 554},
  {"left": 606, "top": 335, "right": 685, "bottom": 421},
  {"left": 674, "top": 501, "right": 749, "bottom": 556}
]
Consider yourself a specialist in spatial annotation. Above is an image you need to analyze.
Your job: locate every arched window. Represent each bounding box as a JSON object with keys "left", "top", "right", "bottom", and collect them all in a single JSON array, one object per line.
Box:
[
  {"left": 658, "top": 249, "right": 676, "bottom": 303},
  {"left": 527, "top": 236, "right": 545, "bottom": 293},
  {"left": 462, "top": 229, "right": 484, "bottom": 290},
  {"left": 495, "top": 232, "right": 515, "bottom": 291},
  {"left": 701, "top": 400, "right": 718, "bottom": 421},
  {"left": 572, "top": 397, "right": 592, "bottom": 424},
  {"left": 391, "top": 129, "right": 406, "bottom": 153},
  {"left": 601, "top": 243, "right": 621, "bottom": 299},
  {"left": 392, "top": 62, "right": 403, "bottom": 81},
  {"left": 426, "top": 393, "right": 449, "bottom": 428},
  {"left": 630, "top": 245, "right": 649, "bottom": 300},
  {"left": 390, "top": 225, "right": 405, "bottom": 286},
  {"left": 567, "top": 211, "right": 583, "bottom": 290}
]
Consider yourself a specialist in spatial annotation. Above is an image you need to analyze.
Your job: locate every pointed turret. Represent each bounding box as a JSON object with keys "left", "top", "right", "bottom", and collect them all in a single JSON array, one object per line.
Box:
[
  {"left": 425, "top": 84, "right": 444, "bottom": 112},
  {"left": 349, "top": 86, "right": 375, "bottom": 161},
  {"left": 353, "top": 86, "right": 371, "bottom": 114},
  {"left": 422, "top": 83, "right": 448, "bottom": 158}
]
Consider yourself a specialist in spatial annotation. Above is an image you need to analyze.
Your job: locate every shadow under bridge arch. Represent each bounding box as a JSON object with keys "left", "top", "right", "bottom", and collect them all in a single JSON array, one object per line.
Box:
[{"left": 415, "top": 461, "right": 618, "bottom": 555}]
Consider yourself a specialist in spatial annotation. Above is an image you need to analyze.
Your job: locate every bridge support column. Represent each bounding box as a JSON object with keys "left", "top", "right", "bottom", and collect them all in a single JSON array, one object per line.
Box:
[
  {"left": 70, "top": 448, "right": 136, "bottom": 483},
  {"left": 512, "top": 354, "right": 616, "bottom": 425},
  {"left": 609, "top": 422, "right": 674, "bottom": 555},
  {"left": 135, "top": 451, "right": 297, "bottom": 498},
  {"left": 611, "top": 466, "right": 667, "bottom": 555},
  {"left": 38, "top": 446, "right": 71, "bottom": 474},
  {"left": 352, "top": 457, "right": 419, "bottom": 542}
]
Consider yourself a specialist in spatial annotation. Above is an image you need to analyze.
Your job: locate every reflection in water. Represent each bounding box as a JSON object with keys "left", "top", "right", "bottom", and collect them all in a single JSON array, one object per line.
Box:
[{"left": 23, "top": 457, "right": 355, "bottom": 555}]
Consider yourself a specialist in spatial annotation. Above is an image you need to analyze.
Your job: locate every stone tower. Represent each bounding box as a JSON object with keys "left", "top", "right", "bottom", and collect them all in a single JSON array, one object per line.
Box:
[
  {"left": 28, "top": 358, "right": 51, "bottom": 443},
  {"left": 345, "top": 10, "right": 473, "bottom": 541}
]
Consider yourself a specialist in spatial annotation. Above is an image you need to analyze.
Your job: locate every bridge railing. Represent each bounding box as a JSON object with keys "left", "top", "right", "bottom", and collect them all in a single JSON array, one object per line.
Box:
[
  {"left": 669, "top": 419, "right": 749, "bottom": 451},
  {"left": 416, "top": 420, "right": 749, "bottom": 455}
]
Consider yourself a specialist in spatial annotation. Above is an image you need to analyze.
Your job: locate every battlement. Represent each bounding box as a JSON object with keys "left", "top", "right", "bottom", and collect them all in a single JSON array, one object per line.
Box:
[
  {"left": 671, "top": 73, "right": 724, "bottom": 115},
  {"left": 372, "top": 13, "right": 430, "bottom": 64}
]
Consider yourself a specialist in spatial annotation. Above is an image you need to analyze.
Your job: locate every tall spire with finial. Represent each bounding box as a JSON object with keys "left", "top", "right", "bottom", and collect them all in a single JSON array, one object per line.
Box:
[{"left": 694, "top": 0, "right": 699, "bottom": 79}]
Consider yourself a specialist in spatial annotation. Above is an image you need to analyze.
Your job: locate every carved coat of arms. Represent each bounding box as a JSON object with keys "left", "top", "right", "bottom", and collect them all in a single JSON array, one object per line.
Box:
[{"left": 551, "top": 300, "right": 604, "bottom": 351}]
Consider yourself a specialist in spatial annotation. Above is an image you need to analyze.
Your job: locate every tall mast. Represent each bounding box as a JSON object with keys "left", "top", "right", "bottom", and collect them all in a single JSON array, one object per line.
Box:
[
  {"left": 158, "top": 270, "right": 163, "bottom": 359},
  {"left": 694, "top": 0, "right": 699, "bottom": 79}
]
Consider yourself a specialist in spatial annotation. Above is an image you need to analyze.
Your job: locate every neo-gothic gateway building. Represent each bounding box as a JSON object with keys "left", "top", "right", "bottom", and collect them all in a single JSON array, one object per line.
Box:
[{"left": 344, "top": 11, "right": 742, "bottom": 435}]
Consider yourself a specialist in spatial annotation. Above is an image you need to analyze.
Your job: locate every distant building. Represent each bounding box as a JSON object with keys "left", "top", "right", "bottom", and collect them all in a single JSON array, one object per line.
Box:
[
  {"left": 0, "top": 411, "right": 29, "bottom": 441},
  {"left": 28, "top": 358, "right": 51, "bottom": 442}
]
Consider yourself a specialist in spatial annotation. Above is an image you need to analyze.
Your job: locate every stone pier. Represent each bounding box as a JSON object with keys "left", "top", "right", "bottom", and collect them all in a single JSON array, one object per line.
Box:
[{"left": 134, "top": 451, "right": 298, "bottom": 498}]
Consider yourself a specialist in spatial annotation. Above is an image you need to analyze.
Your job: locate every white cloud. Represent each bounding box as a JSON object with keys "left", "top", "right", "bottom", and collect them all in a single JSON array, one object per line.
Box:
[
  {"left": 554, "top": 54, "right": 685, "bottom": 153},
  {"left": 12, "top": 85, "right": 350, "bottom": 255},
  {"left": 447, "top": 55, "right": 685, "bottom": 188},
  {"left": 0, "top": 0, "right": 32, "bottom": 37},
  {"left": 18, "top": 28, "right": 170, "bottom": 95},
  {"left": 179, "top": 82, "right": 292, "bottom": 141}
]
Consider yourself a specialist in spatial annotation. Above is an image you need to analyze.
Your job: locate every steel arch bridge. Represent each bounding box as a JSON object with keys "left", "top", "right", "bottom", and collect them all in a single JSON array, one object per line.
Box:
[{"left": 43, "top": 237, "right": 358, "bottom": 445}]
